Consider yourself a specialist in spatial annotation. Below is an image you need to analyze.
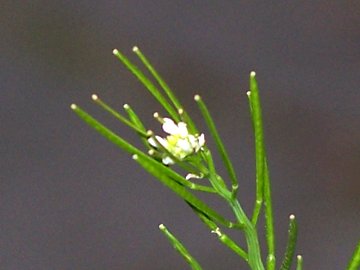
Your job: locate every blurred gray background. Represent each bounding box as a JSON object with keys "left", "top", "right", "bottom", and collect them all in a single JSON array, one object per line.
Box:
[{"left": 1, "top": 1, "right": 359, "bottom": 269}]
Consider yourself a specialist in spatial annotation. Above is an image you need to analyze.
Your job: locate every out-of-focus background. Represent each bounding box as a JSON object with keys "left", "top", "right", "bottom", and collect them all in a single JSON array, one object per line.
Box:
[{"left": 1, "top": 1, "right": 359, "bottom": 269}]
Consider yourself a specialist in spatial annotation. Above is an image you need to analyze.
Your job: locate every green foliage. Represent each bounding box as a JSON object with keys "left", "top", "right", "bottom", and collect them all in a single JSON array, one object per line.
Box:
[
  {"left": 279, "top": 215, "right": 298, "bottom": 270},
  {"left": 159, "top": 224, "right": 203, "bottom": 270},
  {"left": 72, "top": 47, "right": 359, "bottom": 270},
  {"left": 347, "top": 241, "right": 360, "bottom": 270}
]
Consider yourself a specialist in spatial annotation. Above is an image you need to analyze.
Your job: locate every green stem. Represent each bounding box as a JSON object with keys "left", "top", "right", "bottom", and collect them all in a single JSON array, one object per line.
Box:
[
  {"left": 159, "top": 224, "right": 203, "bottom": 270},
  {"left": 113, "top": 49, "right": 180, "bottom": 122},
  {"left": 203, "top": 150, "right": 231, "bottom": 199},
  {"left": 264, "top": 161, "right": 275, "bottom": 270},
  {"left": 190, "top": 205, "right": 248, "bottom": 261},
  {"left": 123, "top": 103, "right": 147, "bottom": 132},
  {"left": 249, "top": 72, "right": 265, "bottom": 226},
  {"left": 347, "top": 241, "right": 360, "bottom": 270},
  {"left": 204, "top": 149, "right": 264, "bottom": 269},
  {"left": 91, "top": 95, "right": 148, "bottom": 137},
  {"left": 123, "top": 103, "right": 150, "bottom": 149},
  {"left": 279, "top": 215, "right": 298, "bottom": 270},
  {"left": 248, "top": 72, "right": 275, "bottom": 270},
  {"left": 195, "top": 95, "right": 239, "bottom": 196},
  {"left": 71, "top": 104, "right": 233, "bottom": 228},
  {"left": 230, "top": 199, "right": 265, "bottom": 270},
  {"left": 132, "top": 46, "right": 198, "bottom": 134},
  {"left": 296, "top": 255, "right": 303, "bottom": 270},
  {"left": 132, "top": 154, "right": 235, "bottom": 228}
]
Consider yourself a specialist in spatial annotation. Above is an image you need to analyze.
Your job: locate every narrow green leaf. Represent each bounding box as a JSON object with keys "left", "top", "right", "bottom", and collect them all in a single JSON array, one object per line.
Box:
[
  {"left": 132, "top": 46, "right": 182, "bottom": 109},
  {"left": 159, "top": 224, "right": 202, "bottom": 270},
  {"left": 139, "top": 149, "right": 214, "bottom": 193},
  {"left": 123, "top": 103, "right": 149, "bottom": 148},
  {"left": 194, "top": 95, "right": 239, "bottom": 194},
  {"left": 192, "top": 207, "right": 248, "bottom": 261},
  {"left": 203, "top": 149, "right": 231, "bottom": 200},
  {"left": 210, "top": 227, "right": 248, "bottom": 262},
  {"left": 347, "top": 241, "right": 360, "bottom": 270},
  {"left": 71, "top": 104, "right": 143, "bottom": 156},
  {"left": 279, "top": 215, "right": 298, "bottom": 270},
  {"left": 123, "top": 103, "right": 147, "bottom": 132},
  {"left": 246, "top": 91, "right": 254, "bottom": 116},
  {"left": 186, "top": 182, "right": 217, "bottom": 193},
  {"left": 264, "top": 161, "right": 275, "bottom": 270},
  {"left": 247, "top": 89, "right": 262, "bottom": 224},
  {"left": 248, "top": 72, "right": 275, "bottom": 270},
  {"left": 249, "top": 72, "right": 265, "bottom": 226},
  {"left": 132, "top": 46, "right": 198, "bottom": 134},
  {"left": 91, "top": 94, "right": 148, "bottom": 137},
  {"left": 113, "top": 49, "right": 180, "bottom": 122},
  {"left": 133, "top": 153, "right": 235, "bottom": 228},
  {"left": 296, "top": 255, "right": 303, "bottom": 270},
  {"left": 229, "top": 198, "right": 265, "bottom": 270},
  {"left": 71, "top": 104, "right": 215, "bottom": 194}
]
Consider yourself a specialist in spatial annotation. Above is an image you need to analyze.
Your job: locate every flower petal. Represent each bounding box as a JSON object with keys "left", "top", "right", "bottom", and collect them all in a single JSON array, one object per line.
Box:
[
  {"left": 187, "top": 135, "right": 197, "bottom": 149},
  {"left": 162, "top": 156, "right": 175, "bottom": 165},
  {"left": 185, "top": 173, "right": 203, "bottom": 180},
  {"left": 151, "top": 117, "right": 206, "bottom": 165},
  {"left": 177, "top": 122, "right": 189, "bottom": 137},
  {"left": 176, "top": 139, "right": 193, "bottom": 154},
  {"left": 162, "top": 118, "right": 179, "bottom": 135},
  {"left": 197, "top": 134, "right": 205, "bottom": 149},
  {"left": 155, "top": 136, "right": 169, "bottom": 149},
  {"left": 148, "top": 137, "right": 158, "bottom": 147}
]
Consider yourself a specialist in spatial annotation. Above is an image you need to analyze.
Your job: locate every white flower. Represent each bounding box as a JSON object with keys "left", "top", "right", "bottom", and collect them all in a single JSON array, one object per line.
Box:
[
  {"left": 148, "top": 118, "right": 205, "bottom": 165},
  {"left": 185, "top": 173, "right": 203, "bottom": 180}
]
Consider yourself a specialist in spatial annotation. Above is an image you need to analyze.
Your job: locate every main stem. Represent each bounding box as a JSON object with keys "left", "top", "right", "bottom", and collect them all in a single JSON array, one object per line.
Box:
[{"left": 230, "top": 199, "right": 265, "bottom": 270}]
